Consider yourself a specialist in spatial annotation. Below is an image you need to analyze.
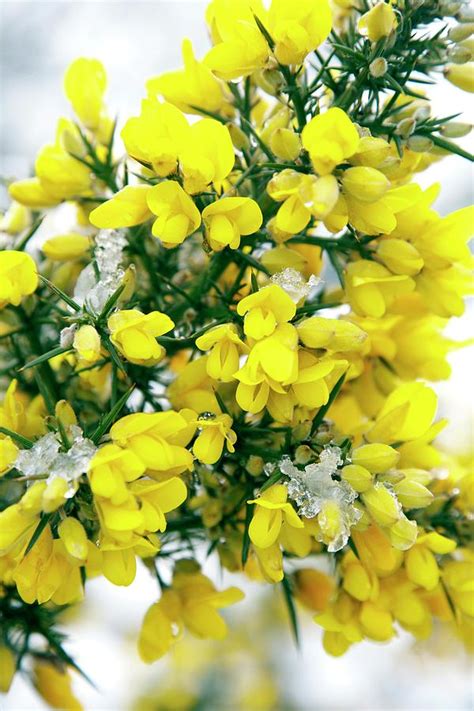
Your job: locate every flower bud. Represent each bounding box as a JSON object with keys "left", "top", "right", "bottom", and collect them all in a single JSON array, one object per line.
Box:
[
  {"left": 395, "top": 117, "right": 416, "bottom": 138},
  {"left": 457, "top": 6, "right": 474, "bottom": 22},
  {"left": 246, "top": 455, "right": 264, "bottom": 477},
  {"left": 352, "top": 443, "right": 399, "bottom": 473},
  {"left": 445, "top": 63, "right": 474, "bottom": 92},
  {"left": 342, "top": 464, "right": 374, "bottom": 493},
  {"left": 297, "top": 316, "right": 367, "bottom": 352},
  {"left": 270, "top": 128, "right": 301, "bottom": 161},
  {"left": 0, "top": 436, "right": 19, "bottom": 476},
  {"left": 73, "top": 324, "right": 101, "bottom": 363},
  {"left": 55, "top": 400, "right": 78, "bottom": 428},
  {"left": 362, "top": 483, "right": 401, "bottom": 526},
  {"left": 377, "top": 238, "right": 424, "bottom": 275},
  {"left": 343, "top": 561, "right": 375, "bottom": 601},
  {"left": 350, "top": 136, "right": 391, "bottom": 167},
  {"left": 439, "top": 1, "right": 462, "bottom": 15},
  {"left": 226, "top": 123, "right": 250, "bottom": 151},
  {"left": 393, "top": 479, "right": 434, "bottom": 509},
  {"left": 448, "top": 23, "right": 474, "bottom": 41},
  {"left": 447, "top": 44, "right": 472, "bottom": 63},
  {"left": 440, "top": 120, "right": 472, "bottom": 137},
  {"left": 342, "top": 166, "right": 390, "bottom": 202},
  {"left": 406, "top": 135, "right": 434, "bottom": 153},
  {"left": 305, "top": 174, "right": 340, "bottom": 219},
  {"left": 405, "top": 545, "right": 439, "bottom": 590},
  {"left": 295, "top": 445, "right": 315, "bottom": 465},
  {"left": 254, "top": 69, "right": 284, "bottom": 96},
  {"left": 202, "top": 499, "right": 223, "bottom": 527},
  {"left": 58, "top": 516, "right": 88, "bottom": 560},
  {"left": 358, "top": 3, "right": 398, "bottom": 42},
  {"left": 294, "top": 569, "right": 334, "bottom": 611},
  {"left": 369, "top": 57, "right": 388, "bottom": 77},
  {"left": 388, "top": 514, "right": 418, "bottom": 550},
  {"left": 359, "top": 601, "right": 394, "bottom": 641}
]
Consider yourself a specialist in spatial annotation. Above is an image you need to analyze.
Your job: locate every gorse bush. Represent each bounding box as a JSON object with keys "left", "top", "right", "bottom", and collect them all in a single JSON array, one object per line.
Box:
[{"left": 0, "top": 0, "right": 473, "bottom": 705}]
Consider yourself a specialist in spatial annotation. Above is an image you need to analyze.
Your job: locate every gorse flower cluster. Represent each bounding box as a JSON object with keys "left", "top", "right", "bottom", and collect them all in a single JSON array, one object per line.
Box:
[{"left": 0, "top": 0, "right": 473, "bottom": 703}]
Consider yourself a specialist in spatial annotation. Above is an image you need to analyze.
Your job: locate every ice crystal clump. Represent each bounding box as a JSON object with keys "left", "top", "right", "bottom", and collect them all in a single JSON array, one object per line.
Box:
[
  {"left": 279, "top": 446, "right": 361, "bottom": 552},
  {"left": 74, "top": 229, "right": 127, "bottom": 314},
  {"left": 271, "top": 268, "right": 321, "bottom": 303},
  {"left": 59, "top": 323, "right": 78, "bottom": 348},
  {"left": 15, "top": 427, "right": 97, "bottom": 498}
]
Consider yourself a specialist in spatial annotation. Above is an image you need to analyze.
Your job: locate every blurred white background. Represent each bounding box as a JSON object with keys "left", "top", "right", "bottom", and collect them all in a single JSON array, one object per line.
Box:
[{"left": 1, "top": 1, "right": 473, "bottom": 709}]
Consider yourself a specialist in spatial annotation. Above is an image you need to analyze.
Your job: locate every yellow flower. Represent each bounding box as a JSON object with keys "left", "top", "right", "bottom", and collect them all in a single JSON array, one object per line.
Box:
[
  {"left": 73, "top": 325, "right": 101, "bottom": 362},
  {"left": 341, "top": 166, "right": 390, "bottom": 203},
  {"left": 147, "top": 39, "right": 227, "bottom": 114},
  {"left": 345, "top": 260, "right": 415, "bottom": 318},
  {"left": 0, "top": 436, "right": 18, "bottom": 476},
  {"left": 33, "top": 661, "right": 83, "bottom": 711},
  {"left": 443, "top": 559, "right": 474, "bottom": 617},
  {"left": 0, "top": 202, "right": 30, "bottom": 234},
  {"left": 269, "top": 128, "right": 301, "bottom": 161},
  {"left": 179, "top": 119, "right": 235, "bottom": 194},
  {"left": 192, "top": 413, "right": 237, "bottom": 464},
  {"left": 110, "top": 411, "right": 194, "bottom": 476},
  {"left": 0, "top": 251, "right": 38, "bottom": 308},
  {"left": 351, "top": 443, "right": 399, "bottom": 473},
  {"left": 108, "top": 309, "right": 174, "bottom": 366},
  {"left": 248, "top": 484, "right": 303, "bottom": 548},
  {"left": 368, "top": 381, "right": 438, "bottom": 444},
  {"left": 297, "top": 316, "right": 367, "bottom": 352},
  {"left": 88, "top": 443, "right": 145, "bottom": 503},
  {"left": 0, "top": 646, "right": 16, "bottom": 693},
  {"left": 202, "top": 197, "right": 262, "bottom": 250},
  {"left": 301, "top": 108, "right": 360, "bottom": 175},
  {"left": 42, "top": 233, "right": 91, "bottom": 261},
  {"left": 121, "top": 98, "right": 190, "bottom": 176},
  {"left": 405, "top": 532, "right": 456, "bottom": 590},
  {"left": 237, "top": 283, "right": 296, "bottom": 339},
  {"left": 63, "top": 57, "right": 107, "bottom": 130},
  {"left": 8, "top": 177, "right": 59, "bottom": 208},
  {"left": 58, "top": 517, "right": 89, "bottom": 561},
  {"left": 195, "top": 323, "right": 248, "bottom": 382},
  {"left": 377, "top": 238, "right": 424, "bottom": 276},
  {"left": 267, "top": 0, "right": 332, "bottom": 65},
  {"left": 138, "top": 566, "right": 244, "bottom": 661},
  {"left": 204, "top": 0, "right": 269, "bottom": 81},
  {"left": 267, "top": 170, "right": 339, "bottom": 233},
  {"left": 294, "top": 568, "right": 335, "bottom": 611},
  {"left": 146, "top": 180, "right": 201, "bottom": 246},
  {"left": 358, "top": 2, "right": 398, "bottom": 42},
  {"left": 129, "top": 476, "right": 188, "bottom": 532},
  {"left": 89, "top": 186, "right": 152, "bottom": 228}
]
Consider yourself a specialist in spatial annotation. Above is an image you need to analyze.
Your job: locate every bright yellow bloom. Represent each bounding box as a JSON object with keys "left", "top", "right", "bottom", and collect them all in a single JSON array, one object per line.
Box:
[
  {"left": 301, "top": 108, "right": 360, "bottom": 175},
  {"left": 405, "top": 532, "right": 456, "bottom": 590},
  {"left": 147, "top": 39, "right": 227, "bottom": 114},
  {"left": 138, "top": 566, "right": 244, "bottom": 661},
  {"left": 0, "top": 646, "right": 16, "bottom": 693},
  {"left": 237, "top": 283, "right": 296, "bottom": 339},
  {"left": 108, "top": 309, "right": 174, "bottom": 366},
  {"left": 196, "top": 323, "right": 248, "bottom": 382},
  {"left": 0, "top": 251, "right": 38, "bottom": 308},
  {"left": 110, "top": 411, "right": 194, "bottom": 476},
  {"left": 0, "top": 436, "right": 18, "bottom": 476},
  {"left": 361, "top": 483, "right": 401, "bottom": 527},
  {"left": 377, "top": 239, "right": 424, "bottom": 276},
  {"left": 294, "top": 568, "right": 334, "bottom": 612},
  {"left": 345, "top": 260, "right": 415, "bottom": 318},
  {"left": 267, "top": 0, "right": 332, "bottom": 65},
  {"left": 202, "top": 197, "right": 262, "bottom": 251},
  {"left": 0, "top": 202, "right": 30, "bottom": 234},
  {"left": 269, "top": 128, "right": 301, "bottom": 161},
  {"left": 192, "top": 413, "right": 237, "bottom": 464},
  {"left": 121, "top": 98, "right": 190, "bottom": 176},
  {"left": 88, "top": 443, "right": 145, "bottom": 503},
  {"left": 8, "top": 178, "right": 59, "bottom": 208},
  {"left": 89, "top": 186, "right": 152, "bottom": 228},
  {"left": 204, "top": 0, "right": 268, "bottom": 81},
  {"left": 358, "top": 2, "right": 398, "bottom": 42},
  {"left": 179, "top": 118, "right": 235, "bottom": 194},
  {"left": 42, "top": 233, "right": 91, "bottom": 261},
  {"left": 443, "top": 560, "right": 474, "bottom": 617},
  {"left": 146, "top": 180, "right": 201, "bottom": 246},
  {"left": 64, "top": 57, "right": 107, "bottom": 130},
  {"left": 248, "top": 484, "right": 304, "bottom": 548},
  {"left": 33, "top": 661, "right": 83, "bottom": 711},
  {"left": 368, "top": 381, "right": 438, "bottom": 444},
  {"left": 128, "top": 477, "right": 188, "bottom": 532}
]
